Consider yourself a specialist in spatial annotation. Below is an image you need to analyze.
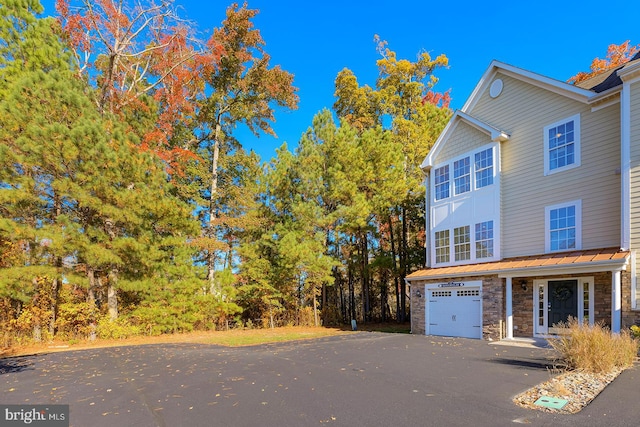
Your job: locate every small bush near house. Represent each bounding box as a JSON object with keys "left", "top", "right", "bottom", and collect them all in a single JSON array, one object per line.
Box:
[
  {"left": 631, "top": 325, "right": 640, "bottom": 339},
  {"left": 549, "top": 318, "right": 639, "bottom": 373}
]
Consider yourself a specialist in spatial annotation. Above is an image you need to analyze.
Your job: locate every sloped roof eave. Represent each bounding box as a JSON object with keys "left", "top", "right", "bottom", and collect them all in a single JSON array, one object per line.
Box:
[
  {"left": 405, "top": 248, "right": 630, "bottom": 282},
  {"left": 421, "top": 111, "right": 510, "bottom": 171},
  {"left": 463, "top": 60, "right": 595, "bottom": 113}
]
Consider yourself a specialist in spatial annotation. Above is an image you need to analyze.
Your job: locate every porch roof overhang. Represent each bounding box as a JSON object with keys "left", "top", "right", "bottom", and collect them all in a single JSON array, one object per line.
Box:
[{"left": 405, "top": 247, "right": 630, "bottom": 282}]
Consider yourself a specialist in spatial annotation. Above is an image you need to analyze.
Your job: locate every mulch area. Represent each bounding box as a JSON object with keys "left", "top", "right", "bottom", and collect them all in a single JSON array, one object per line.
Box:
[{"left": 513, "top": 368, "right": 623, "bottom": 413}]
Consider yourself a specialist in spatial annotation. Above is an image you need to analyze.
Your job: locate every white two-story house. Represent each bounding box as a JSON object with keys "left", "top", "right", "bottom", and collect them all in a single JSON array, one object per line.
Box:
[{"left": 406, "top": 54, "right": 640, "bottom": 340}]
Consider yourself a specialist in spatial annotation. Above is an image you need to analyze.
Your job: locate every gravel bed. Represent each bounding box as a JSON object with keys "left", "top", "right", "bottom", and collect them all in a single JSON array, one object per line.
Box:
[{"left": 513, "top": 368, "right": 622, "bottom": 414}]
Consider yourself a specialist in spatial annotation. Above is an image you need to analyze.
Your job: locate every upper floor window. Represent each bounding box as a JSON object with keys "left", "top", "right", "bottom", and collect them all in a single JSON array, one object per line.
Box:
[
  {"left": 545, "top": 200, "right": 582, "bottom": 252},
  {"left": 474, "top": 148, "right": 493, "bottom": 188},
  {"left": 434, "top": 220, "right": 496, "bottom": 265},
  {"left": 434, "top": 165, "right": 450, "bottom": 200},
  {"left": 544, "top": 114, "right": 581, "bottom": 175},
  {"left": 433, "top": 145, "right": 495, "bottom": 201},
  {"left": 454, "top": 157, "right": 470, "bottom": 195},
  {"left": 454, "top": 225, "right": 471, "bottom": 261},
  {"left": 475, "top": 220, "right": 494, "bottom": 258},
  {"left": 435, "top": 230, "right": 450, "bottom": 263}
]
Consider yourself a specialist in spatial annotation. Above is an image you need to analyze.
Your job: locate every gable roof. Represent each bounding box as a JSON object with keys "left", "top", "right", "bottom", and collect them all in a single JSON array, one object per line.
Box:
[
  {"left": 462, "top": 60, "right": 596, "bottom": 113},
  {"left": 421, "top": 110, "right": 510, "bottom": 170},
  {"left": 422, "top": 59, "right": 627, "bottom": 172},
  {"left": 575, "top": 51, "right": 640, "bottom": 93}
]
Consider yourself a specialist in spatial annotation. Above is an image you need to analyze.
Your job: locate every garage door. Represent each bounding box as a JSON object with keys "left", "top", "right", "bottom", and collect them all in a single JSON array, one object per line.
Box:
[{"left": 427, "top": 288, "right": 482, "bottom": 339}]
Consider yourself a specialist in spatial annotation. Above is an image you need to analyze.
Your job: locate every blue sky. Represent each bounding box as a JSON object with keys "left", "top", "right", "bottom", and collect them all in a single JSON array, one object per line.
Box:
[{"left": 41, "top": 0, "right": 640, "bottom": 162}]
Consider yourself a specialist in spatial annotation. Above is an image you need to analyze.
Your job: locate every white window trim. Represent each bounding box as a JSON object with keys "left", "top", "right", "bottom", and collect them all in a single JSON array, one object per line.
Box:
[
  {"left": 475, "top": 220, "right": 495, "bottom": 259},
  {"left": 434, "top": 230, "right": 450, "bottom": 264},
  {"left": 431, "top": 144, "right": 497, "bottom": 203},
  {"left": 474, "top": 147, "right": 494, "bottom": 189},
  {"left": 543, "top": 113, "right": 581, "bottom": 176},
  {"left": 453, "top": 157, "right": 471, "bottom": 196},
  {"left": 434, "top": 165, "right": 450, "bottom": 201},
  {"left": 545, "top": 200, "right": 582, "bottom": 253},
  {"left": 433, "top": 220, "right": 498, "bottom": 266}
]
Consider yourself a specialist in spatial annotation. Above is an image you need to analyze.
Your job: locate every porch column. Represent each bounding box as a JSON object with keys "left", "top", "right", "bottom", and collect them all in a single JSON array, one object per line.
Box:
[
  {"left": 506, "top": 277, "right": 513, "bottom": 339},
  {"left": 612, "top": 270, "right": 622, "bottom": 333}
]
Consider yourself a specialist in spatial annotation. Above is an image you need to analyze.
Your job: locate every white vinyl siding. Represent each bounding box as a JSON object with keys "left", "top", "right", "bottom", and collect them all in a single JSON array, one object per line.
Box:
[
  {"left": 470, "top": 73, "right": 620, "bottom": 258},
  {"left": 433, "top": 122, "right": 493, "bottom": 165}
]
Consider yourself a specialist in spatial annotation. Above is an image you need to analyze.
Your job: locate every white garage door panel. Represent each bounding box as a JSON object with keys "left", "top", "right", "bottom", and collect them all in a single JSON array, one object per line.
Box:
[{"left": 428, "top": 288, "right": 481, "bottom": 339}]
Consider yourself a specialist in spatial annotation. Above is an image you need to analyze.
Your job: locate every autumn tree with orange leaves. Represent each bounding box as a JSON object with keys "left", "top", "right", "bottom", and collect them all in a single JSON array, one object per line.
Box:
[
  {"left": 191, "top": 3, "right": 298, "bottom": 299},
  {"left": 55, "top": 0, "right": 207, "bottom": 168},
  {"left": 568, "top": 40, "right": 639, "bottom": 84},
  {"left": 334, "top": 36, "right": 451, "bottom": 322}
]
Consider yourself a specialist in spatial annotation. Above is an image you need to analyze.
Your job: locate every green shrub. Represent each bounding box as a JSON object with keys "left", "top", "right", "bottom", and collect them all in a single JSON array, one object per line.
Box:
[
  {"left": 631, "top": 325, "right": 640, "bottom": 339},
  {"left": 96, "top": 316, "right": 141, "bottom": 340},
  {"left": 55, "top": 301, "right": 96, "bottom": 340},
  {"left": 549, "top": 318, "right": 638, "bottom": 373}
]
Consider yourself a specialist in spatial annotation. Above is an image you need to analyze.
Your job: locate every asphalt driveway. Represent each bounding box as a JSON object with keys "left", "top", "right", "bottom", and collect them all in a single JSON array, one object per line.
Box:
[{"left": 1, "top": 332, "right": 637, "bottom": 427}]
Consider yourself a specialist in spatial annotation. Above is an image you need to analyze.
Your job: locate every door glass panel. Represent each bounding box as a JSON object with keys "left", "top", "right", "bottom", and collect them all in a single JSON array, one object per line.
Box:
[
  {"left": 583, "top": 284, "right": 589, "bottom": 324},
  {"left": 538, "top": 284, "right": 545, "bottom": 327}
]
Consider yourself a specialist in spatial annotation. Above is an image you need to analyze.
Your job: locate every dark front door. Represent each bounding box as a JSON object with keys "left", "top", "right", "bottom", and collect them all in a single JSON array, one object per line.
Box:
[{"left": 548, "top": 280, "right": 578, "bottom": 328}]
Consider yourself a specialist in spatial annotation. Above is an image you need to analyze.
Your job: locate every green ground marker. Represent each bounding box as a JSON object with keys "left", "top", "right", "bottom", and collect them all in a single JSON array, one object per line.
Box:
[{"left": 534, "top": 395, "right": 568, "bottom": 410}]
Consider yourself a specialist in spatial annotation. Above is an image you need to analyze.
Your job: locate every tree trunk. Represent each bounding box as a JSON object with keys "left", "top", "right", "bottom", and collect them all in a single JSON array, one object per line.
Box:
[
  {"left": 87, "top": 268, "right": 97, "bottom": 341},
  {"left": 49, "top": 195, "right": 63, "bottom": 337},
  {"left": 400, "top": 205, "right": 408, "bottom": 322},
  {"left": 107, "top": 269, "right": 118, "bottom": 321},
  {"left": 313, "top": 286, "right": 319, "bottom": 326},
  {"left": 104, "top": 216, "right": 119, "bottom": 320},
  {"left": 388, "top": 215, "right": 401, "bottom": 322},
  {"left": 49, "top": 276, "right": 60, "bottom": 338},
  {"left": 380, "top": 270, "right": 388, "bottom": 323},
  {"left": 87, "top": 267, "right": 96, "bottom": 306},
  {"left": 348, "top": 264, "right": 355, "bottom": 322},
  {"left": 208, "top": 122, "right": 222, "bottom": 298},
  {"left": 361, "top": 232, "right": 370, "bottom": 322}
]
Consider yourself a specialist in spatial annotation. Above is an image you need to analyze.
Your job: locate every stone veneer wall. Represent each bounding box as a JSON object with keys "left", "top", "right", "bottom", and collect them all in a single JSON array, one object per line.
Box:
[
  {"left": 410, "top": 284, "right": 425, "bottom": 335},
  {"left": 511, "top": 279, "right": 533, "bottom": 337},
  {"left": 481, "top": 276, "right": 504, "bottom": 340},
  {"left": 621, "top": 271, "right": 640, "bottom": 328},
  {"left": 512, "top": 271, "right": 640, "bottom": 335},
  {"left": 410, "top": 269, "right": 640, "bottom": 340},
  {"left": 512, "top": 273, "right": 612, "bottom": 336}
]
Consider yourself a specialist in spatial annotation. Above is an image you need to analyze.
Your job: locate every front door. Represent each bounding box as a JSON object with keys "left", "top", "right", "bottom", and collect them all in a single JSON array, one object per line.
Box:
[{"left": 548, "top": 280, "right": 578, "bottom": 333}]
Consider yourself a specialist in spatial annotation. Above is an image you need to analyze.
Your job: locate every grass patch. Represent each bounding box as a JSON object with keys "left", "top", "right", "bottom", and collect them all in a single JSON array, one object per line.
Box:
[
  {"left": 201, "top": 327, "right": 347, "bottom": 347},
  {"left": 0, "top": 326, "right": 350, "bottom": 358},
  {"left": 548, "top": 318, "right": 639, "bottom": 373}
]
